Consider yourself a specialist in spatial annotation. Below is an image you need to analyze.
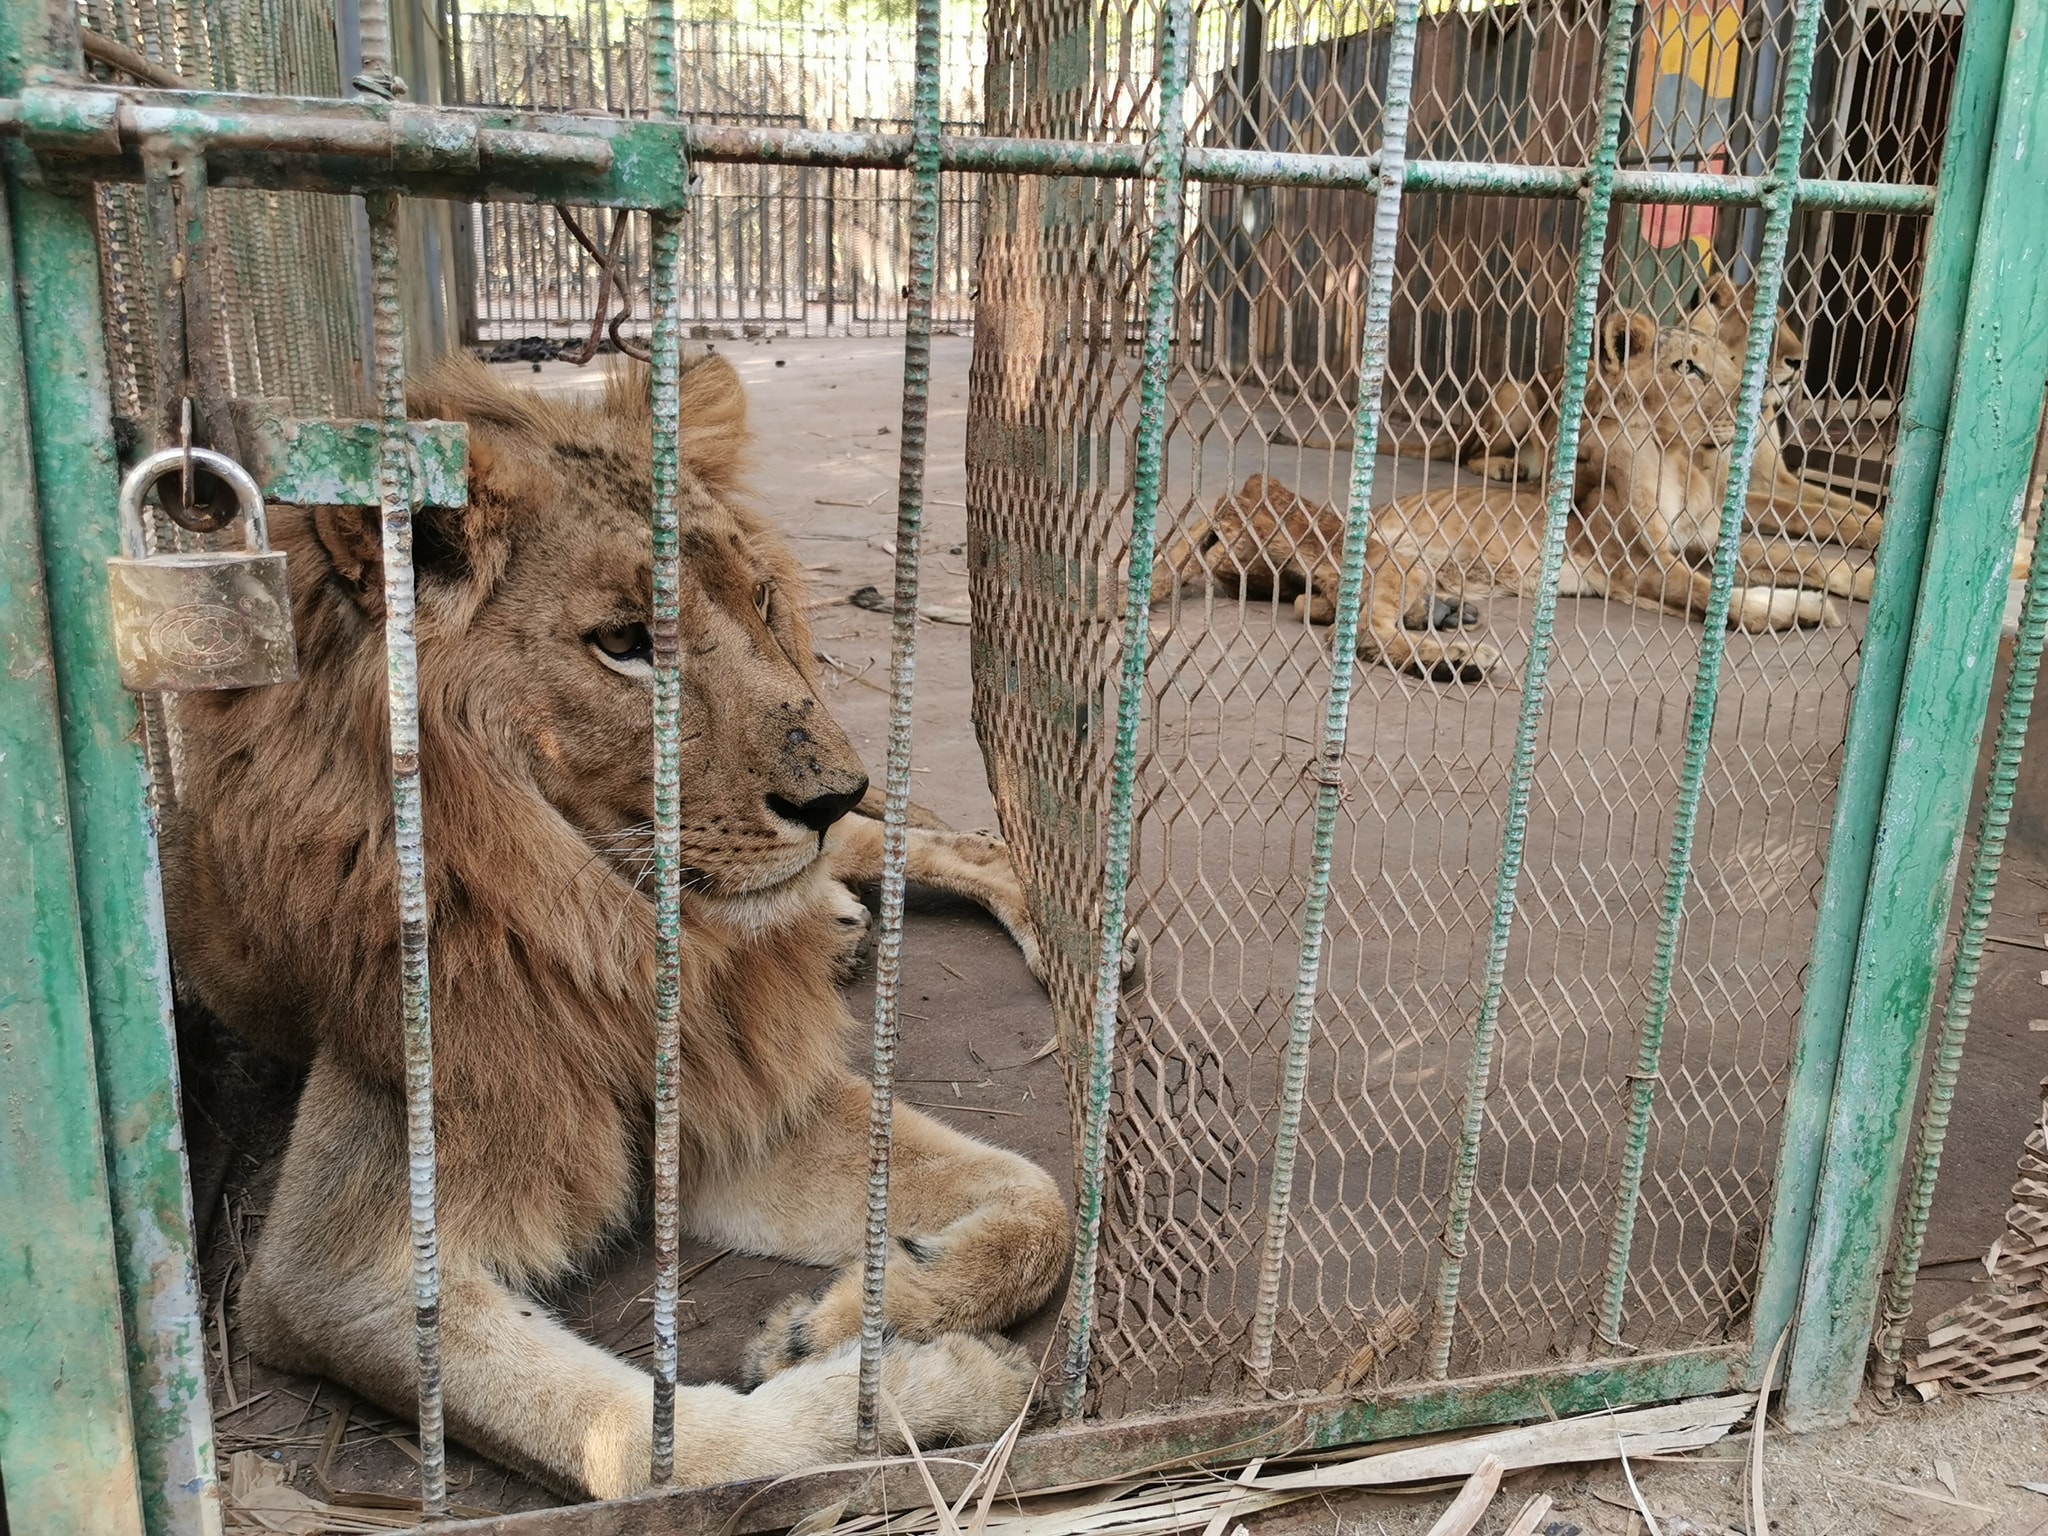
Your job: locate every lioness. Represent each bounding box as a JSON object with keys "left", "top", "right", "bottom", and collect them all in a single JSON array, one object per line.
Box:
[
  {"left": 162, "top": 355, "right": 1066, "bottom": 1498},
  {"left": 1415, "top": 274, "right": 1885, "bottom": 557},
  {"left": 1155, "top": 289, "right": 1877, "bottom": 680}
]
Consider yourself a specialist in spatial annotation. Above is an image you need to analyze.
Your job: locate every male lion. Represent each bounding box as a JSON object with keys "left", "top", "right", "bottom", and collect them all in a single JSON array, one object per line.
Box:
[
  {"left": 162, "top": 354, "right": 1067, "bottom": 1499},
  {"left": 1155, "top": 287, "right": 1878, "bottom": 681}
]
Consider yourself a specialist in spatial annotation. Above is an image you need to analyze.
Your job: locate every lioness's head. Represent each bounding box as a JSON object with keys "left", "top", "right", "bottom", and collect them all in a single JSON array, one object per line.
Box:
[
  {"left": 1589, "top": 300, "right": 1746, "bottom": 455},
  {"left": 305, "top": 354, "right": 868, "bottom": 902}
]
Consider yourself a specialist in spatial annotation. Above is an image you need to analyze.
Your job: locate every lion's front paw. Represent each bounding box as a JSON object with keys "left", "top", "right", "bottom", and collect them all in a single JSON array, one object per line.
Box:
[
  {"left": 827, "top": 882, "right": 876, "bottom": 983},
  {"left": 743, "top": 1291, "right": 825, "bottom": 1386}
]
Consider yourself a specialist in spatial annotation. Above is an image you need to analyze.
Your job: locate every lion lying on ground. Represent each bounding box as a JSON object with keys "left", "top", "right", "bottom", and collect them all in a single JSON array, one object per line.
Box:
[
  {"left": 1154, "top": 284, "right": 1881, "bottom": 681},
  {"left": 162, "top": 354, "right": 1066, "bottom": 1499}
]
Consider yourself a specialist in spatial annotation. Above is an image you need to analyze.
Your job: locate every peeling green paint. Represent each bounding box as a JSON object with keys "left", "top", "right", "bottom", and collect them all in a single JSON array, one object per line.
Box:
[{"left": 238, "top": 411, "right": 469, "bottom": 509}]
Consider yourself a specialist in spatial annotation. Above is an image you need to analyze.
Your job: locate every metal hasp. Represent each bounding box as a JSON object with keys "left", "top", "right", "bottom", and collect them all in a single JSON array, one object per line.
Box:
[
  {"left": 237, "top": 409, "right": 470, "bottom": 509},
  {"left": 0, "top": 1, "right": 221, "bottom": 1532},
  {"left": 108, "top": 447, "right": 297, "bottom": 693},
  {"left": 1775, "top": 0, "right": 2048, "bottom": 1427}
]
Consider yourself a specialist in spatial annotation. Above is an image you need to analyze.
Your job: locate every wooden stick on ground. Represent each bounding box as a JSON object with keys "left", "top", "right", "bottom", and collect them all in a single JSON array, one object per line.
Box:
[
  {"left": 1501, "top": 1494, "right": 1556, "bottom": 1536},
  {"left": 1424, "top": 1454, "right": 1505, "bottom": 1536}
]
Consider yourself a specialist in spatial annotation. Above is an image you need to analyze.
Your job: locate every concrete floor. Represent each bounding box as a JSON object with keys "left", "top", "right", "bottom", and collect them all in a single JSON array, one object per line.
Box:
[{"left": 191, "top": 335, "right": 2048, "bottom": 1526}]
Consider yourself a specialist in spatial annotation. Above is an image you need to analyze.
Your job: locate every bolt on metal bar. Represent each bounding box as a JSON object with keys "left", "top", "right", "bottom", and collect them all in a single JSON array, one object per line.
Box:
[
  {"left": 646, "top": 0, "right": 687, "bottom": 1489},
  {"left": 1595, "top": 0, "right": 1832, "bottom": 1350},
  {"left": 1245, "top": 0, "right": 1424, "bottom": 1382},
  {"left": 853, "top": 0, "right": 945, "bottom": 1456},
  {"left": 1061, "top": 0, "right": 1193, "bottom": 1422},
  {"left": 1424, "top": 0, "right": 1642, "bottom": 1382},
  {"left": 1875, "top": 434, "right": 2048, "bottom": 1387},
  {"left": 364, "top": 187, "right": 447, "bottom": 1517}
]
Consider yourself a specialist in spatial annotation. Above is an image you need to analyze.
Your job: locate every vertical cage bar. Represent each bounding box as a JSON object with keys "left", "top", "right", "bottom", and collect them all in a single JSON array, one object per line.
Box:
[
  {"left": 853, "top": 0, "right": 944, "bottom": 1457},
  {"left": 364, "top": 189, "right": 447, "bottom": 1517},
  {"left": 1245, "top": 0, "right": 1423, "bottom": 1381},
  {"left": 1747, "top": 0, "right": 2023, "bottom": 1383},
  {"left": 1875, "top": 435, "right": 2048, "bottom": 1385},
  {"left": 0, "top": 2, "right": 220, "bottom": 1528},
  {"left": 1784, "top": 0, "right": 2048, "bottom": 1425},
  {"left": 1595, "top": 0, "right": 1831, "bottom": 1348},
  {"left": 646, "top": 203, "right": 686, "bottom": 1485},
  {"left": 646, "top": 0, "right": 686, "bottom": 1488},
  {"left": 1061, "top": 0, "right": 1193, "bottom": 1420},
  {"left": 1425, "top": 0, "right": 1644, "bottom": 1381}
]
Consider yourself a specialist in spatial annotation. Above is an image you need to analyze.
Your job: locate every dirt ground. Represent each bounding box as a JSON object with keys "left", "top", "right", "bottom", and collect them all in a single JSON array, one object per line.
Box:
[{"left": 189, "top": 336, "right": 2048, "bottom": 1533}]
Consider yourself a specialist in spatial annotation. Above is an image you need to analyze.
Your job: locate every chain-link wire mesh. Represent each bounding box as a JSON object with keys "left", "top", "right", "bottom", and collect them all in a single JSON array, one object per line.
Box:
[
  {"left": 970, "top": 0, "right": 1945, "bottom": 1415},
  {"left": 453, "top": 4, "right": 986, "bottom": 341}
]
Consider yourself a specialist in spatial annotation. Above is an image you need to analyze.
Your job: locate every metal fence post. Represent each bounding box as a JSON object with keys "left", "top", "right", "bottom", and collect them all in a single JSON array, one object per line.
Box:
[
  {"left": 1746, "top": 0, "right": 2030, "bottom": 1386},
  {"left": 0, "top": 3, "right": 221, "bottom": 1531},
  {"left": 1781, "top": 0, "right": 2048, "bottom": 1426},
  {"left": 0, "top": 173, "right": 152, "bottom": 1536}
]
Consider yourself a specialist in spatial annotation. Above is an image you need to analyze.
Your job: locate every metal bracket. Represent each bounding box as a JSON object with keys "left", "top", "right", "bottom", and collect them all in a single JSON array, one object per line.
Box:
[{"left": 228, "top": 401, "right": 469, "bottom": 507}]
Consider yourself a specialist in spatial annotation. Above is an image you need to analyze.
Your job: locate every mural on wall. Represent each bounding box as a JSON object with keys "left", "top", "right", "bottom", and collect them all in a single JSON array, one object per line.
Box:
[{"left": 1627, "top": 0, "right": 1747, "bottom": 306}]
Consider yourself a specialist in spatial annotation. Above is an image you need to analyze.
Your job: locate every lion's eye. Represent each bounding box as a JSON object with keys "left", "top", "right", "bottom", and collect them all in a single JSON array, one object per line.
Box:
[
  {"left": 1673, "top": 358, "right": 1707, "bottom": 380},
  {"left": 587, "top": 622, "right": 653, "bottom": 677},
  {"left": 754, "top": 582, "right": 774, "bottom": 625}
]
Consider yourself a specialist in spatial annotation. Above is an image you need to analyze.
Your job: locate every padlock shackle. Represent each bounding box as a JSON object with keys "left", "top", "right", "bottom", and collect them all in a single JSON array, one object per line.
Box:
[{"left": 118, "top": 447, "right": 270, "bottom": 560}]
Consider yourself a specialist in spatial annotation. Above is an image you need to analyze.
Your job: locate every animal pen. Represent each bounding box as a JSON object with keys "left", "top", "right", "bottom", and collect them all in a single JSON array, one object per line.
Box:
[{"left": 2, "top": 0, "right": 2047, "bottom": 1524}]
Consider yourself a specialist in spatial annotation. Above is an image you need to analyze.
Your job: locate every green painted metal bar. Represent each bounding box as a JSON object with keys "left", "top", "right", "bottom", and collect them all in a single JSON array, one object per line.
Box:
[
  {"left": 244, "top": 417, "right": 468, "bottom": 509},
  {"left": 1783, "top": 0, "right": 2048, "bottom": 1427},
  {"left": 1595, "top": 0, "right": 1831, "bottom": 1348},
  {"left": 854, "top": 0, "right": 945, "bottom": 1456},
  {"left": 1246, "top": 0, "right": 1424, "bottom": 1380},
  {"left": 2, "top": 3, "right": 221, "bottom": 1530},
  {"left": 646, "top": 202, "right": 687, "bottom": 1485},
  {"left": 1060, "top": 0, "right": 1193, "bottom": 1421},
  {"left": 1745, "top": 0, "right": 2020, "bottom": 1389},
  {"left": 1875, "top": 459, "right": 2048, "bottom": 1388},
  {"left": 0, "top": 174, "right": 150, "bottom": 1536},
  {"left": 0, "top": 90, "right": 1931, "bottom": 212},
  {"left": 0, "top": 89, "right": 683, "bottom": 210},
  {"left": 1423, "top": 0, "right": 1643, "bottom": 1381},
  {"left": 645, "top": 0, "right": 688, "bottom": 1488},
  {"left": 365, "top": 186, "right": 449, "bottom": 1518}
]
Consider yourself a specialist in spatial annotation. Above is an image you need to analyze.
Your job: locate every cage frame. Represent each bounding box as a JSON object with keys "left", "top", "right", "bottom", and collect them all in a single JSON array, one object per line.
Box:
[{"left": 1, "top": 0, "right": 2046, "bottom": 1526}]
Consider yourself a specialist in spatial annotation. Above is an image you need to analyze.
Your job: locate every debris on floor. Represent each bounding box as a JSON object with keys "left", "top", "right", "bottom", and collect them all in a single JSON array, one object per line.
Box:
[
  {"left": 1911, "top": 1079, "right": 2048, "bottom": 1400},
  {"left": 797, "top": 1395, "right": 1755, "bottom": 1536}
]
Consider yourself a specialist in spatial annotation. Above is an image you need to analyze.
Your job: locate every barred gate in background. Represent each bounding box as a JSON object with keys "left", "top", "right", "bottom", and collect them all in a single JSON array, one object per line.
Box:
[{"left": 455, "top": 6, "right": 987, "bottom": 340}]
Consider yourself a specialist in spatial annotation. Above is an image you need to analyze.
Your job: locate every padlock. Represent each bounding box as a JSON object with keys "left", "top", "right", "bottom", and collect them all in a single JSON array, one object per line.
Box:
[{"left": 107, "top": 446, "right": 298, "bottom": 692}]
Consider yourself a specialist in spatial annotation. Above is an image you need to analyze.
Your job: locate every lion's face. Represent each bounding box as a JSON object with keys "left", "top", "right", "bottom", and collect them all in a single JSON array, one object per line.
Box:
[
  {"left": 312, "top": 354, "right": 869, "bottom": 905},
  {"left": 1592, "top": 305, "right": 1746, "bottom": 456}
]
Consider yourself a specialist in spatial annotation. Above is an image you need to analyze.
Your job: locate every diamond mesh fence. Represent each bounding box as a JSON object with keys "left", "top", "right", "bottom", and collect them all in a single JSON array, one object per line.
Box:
[{"left": 969, "top": 0, "right": 1946, "bottom": 1415}]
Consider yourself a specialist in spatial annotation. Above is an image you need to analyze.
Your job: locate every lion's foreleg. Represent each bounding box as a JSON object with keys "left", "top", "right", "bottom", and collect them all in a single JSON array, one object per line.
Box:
[
  {"left": 684, "top": 1079, "right": 1069, "bottom": 1384},
  {"left": 825, "top": 816, "right": 1044, "bottom": 980}
]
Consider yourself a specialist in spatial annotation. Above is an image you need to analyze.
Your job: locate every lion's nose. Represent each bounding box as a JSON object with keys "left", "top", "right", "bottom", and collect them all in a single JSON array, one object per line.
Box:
[{"left": 766, "top": 779, "right": 868, "bottom": 838}]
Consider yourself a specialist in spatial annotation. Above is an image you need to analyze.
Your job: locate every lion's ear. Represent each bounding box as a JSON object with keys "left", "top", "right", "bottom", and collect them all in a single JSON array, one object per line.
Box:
[
  {"left": 676, "top": 353, "right": 751, "bottom": 498},
  {"left": 310, "top": 504, "right": 388, "bottom": 616},
  {"left": 305, "top": 445, "right": 511, "bottom": 623},
  {"left": 1600, "top": 309, "right": 1659, "bottom": 372}
]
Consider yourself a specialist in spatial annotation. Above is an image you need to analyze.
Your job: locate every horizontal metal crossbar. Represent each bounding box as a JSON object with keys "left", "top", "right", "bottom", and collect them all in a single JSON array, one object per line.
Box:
[{"left": 0, "top": 87, "right": 1934, "bottom": 213}]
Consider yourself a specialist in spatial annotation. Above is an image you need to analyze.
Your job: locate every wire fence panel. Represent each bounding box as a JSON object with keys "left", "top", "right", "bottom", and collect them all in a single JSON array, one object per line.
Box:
[
  {"left": 970, "top": 0, "right": 1943, "bottom": 1417},
  {"left": 455, "top": 7, "right": 985, "bottom": 341}
]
